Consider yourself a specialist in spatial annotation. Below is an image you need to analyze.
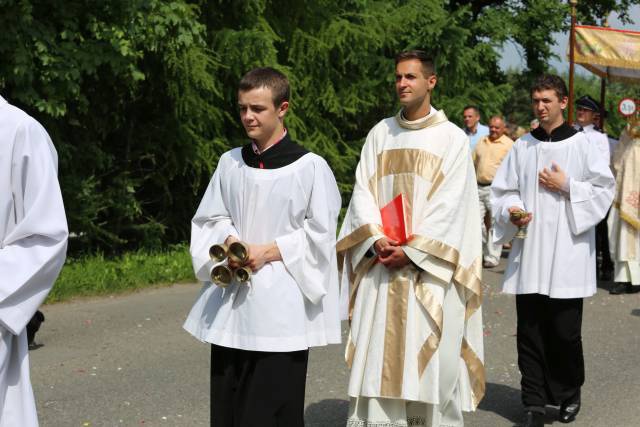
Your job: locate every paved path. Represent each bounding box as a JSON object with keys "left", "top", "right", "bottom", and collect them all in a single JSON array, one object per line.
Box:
[{"left": 31, "top": 260, "right": 640, "bottom": 426}]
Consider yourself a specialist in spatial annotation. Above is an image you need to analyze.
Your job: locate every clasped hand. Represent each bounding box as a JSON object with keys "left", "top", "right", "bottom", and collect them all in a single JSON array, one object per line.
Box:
[
  {"left": 224, "top": 236, "right": 278, "bottom": 272},
  {"left": 374, "top": 238, "right": 411, "bottom": 269},
  {"left": 538, "top": 161, "right": 567, "bottom": 194}
]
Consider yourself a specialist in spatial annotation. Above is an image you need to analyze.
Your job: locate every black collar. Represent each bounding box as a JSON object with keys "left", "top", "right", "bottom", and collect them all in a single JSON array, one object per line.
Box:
[
  {"left": 531, "top": 122, "right": 577, "bottom": 142},
  {"left": 241, "top": 133, "right": 309, "bottom": 169}
]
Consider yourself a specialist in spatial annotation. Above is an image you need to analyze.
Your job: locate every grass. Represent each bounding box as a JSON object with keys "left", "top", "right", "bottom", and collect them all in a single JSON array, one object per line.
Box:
[{"left": 47, "top": 244, "right": 195, "bottom": 303}]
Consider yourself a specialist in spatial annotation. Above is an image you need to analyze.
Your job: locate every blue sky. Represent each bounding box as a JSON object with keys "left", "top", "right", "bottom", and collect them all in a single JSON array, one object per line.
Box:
[{"left": 499, "top": 5, "right": 640, "bottom": 74}]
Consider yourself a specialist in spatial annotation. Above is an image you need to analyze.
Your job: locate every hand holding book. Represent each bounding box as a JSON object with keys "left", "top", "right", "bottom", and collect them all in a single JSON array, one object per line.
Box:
[{"left": 376, "top": 194, "right": 411, "bottom": 268}]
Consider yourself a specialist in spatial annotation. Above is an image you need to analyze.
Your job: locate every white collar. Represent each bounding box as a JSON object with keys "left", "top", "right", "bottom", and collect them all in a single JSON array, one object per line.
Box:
[{"left": 396, "top": 106, "right": 448, "bottom": 130}]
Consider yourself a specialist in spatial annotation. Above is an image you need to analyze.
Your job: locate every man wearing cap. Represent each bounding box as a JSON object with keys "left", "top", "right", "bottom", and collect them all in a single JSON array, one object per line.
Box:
[{"left": 575, "top": 94, "right": 614, "bottom": 281}]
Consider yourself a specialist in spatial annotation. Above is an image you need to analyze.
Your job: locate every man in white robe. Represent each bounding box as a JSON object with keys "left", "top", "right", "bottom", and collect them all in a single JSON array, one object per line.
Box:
[
  {"left": 0, "top": 95, "right": 68, "bottom": 426},
  {"left": 491, "top": 75, "right": 615, "bottom": 427},
  {"left": 608, "top": 122, "right": 640, "bottom": 294},
  {"left": 183, "top": 68, "right": 341, "bottom": 426},
  {"left": 575, "top": 95, "right": 614, "bottom": 281},
  {"left": 338, "top": 50, "right": 484, "bottom": 427}
]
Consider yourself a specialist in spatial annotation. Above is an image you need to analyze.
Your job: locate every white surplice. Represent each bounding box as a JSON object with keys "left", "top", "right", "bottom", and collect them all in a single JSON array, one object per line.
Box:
[
  {"left": 337, "top": 108, "right": 485, "bottom": 427},
  {"left": 491, "top": 131, "right": 615, "bottom": 298},
  {"left": 0, "top": 96, "right": 68, "bottom": 426},
  {"left": 183, "top": 148, "right": 342, "bottom": 351},
  {"left": 580, "top": 124, "right": 610, "bottom": 163}
]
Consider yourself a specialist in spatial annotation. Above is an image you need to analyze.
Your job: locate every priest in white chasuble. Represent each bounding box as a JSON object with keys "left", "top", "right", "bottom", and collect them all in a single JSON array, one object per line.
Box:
[
  {"left": 0, "top": 95, "right": 68, "bottom": 427},
  {"left": 608, "top": 122, "right": 640, "bottom": 294},
  {"left": 491, "top": 75, "right": 615, "bottom": 427},
  {"left": 337, "top": 50, "right": 485, "bottom": 427},
  {"left": 183, "top": 68, "right": 342, "bottom": 427}
]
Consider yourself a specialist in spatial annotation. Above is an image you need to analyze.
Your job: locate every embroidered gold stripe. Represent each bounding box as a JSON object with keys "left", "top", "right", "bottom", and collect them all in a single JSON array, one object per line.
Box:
[
  {"left": 407, "top": 235, "right": 483, "bottom": 319},
  {"left": 461, "top": 338, "right": 486, "bottom": 409},
  {"left": 414, "top": 277, "right": 444, "bottom": 377},
  {"left": 368, "top": 149, "right": 444, "bottom": 198},
  {"left": 453, "top": 258, "right": 483, "bottom": 320},
  {"left": 348, "top": 256, "right": 378, "bottom": 323},
  {"left": 345, "top": 335, "right": 356, "bottom": 368},
  {"left": 380, "top": 272, "right": 410, "bottom": 397},
  {"left": 336, "top": 223, "right": 383, "bottom": 253},
  {"left": 406, "top": 234, "right": 460, "bottom": 265},
  {"left": 418, "top": 334, "right": 439, "bottom": 377}
]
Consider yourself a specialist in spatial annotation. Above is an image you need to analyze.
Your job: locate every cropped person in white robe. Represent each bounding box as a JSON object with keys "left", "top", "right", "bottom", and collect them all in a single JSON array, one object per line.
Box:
[
  {"left": 491, "top": 75, "right": 614, "bottom": 427},
  {"left": 608, "top": 122, "right": 640, "bottom": 294},
  {"left": 0, "top": 95, "right": 68, "bottom": 426},
  {"left": 338, "top": 50, "right": 484, "bottom": 427},
  {"left": 183, "top": 68, "right": 341, "bottom": 426},
  {"left": 574, "top": 95, "right": 614, "bottom": 281}
]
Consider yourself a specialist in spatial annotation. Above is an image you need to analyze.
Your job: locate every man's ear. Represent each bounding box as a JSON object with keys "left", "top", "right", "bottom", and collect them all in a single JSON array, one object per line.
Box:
[
  {"left": 278, "top": 101, "right": 289, "bottom": 119},
  {"left": 427, "top": 74, "right": 438, "bottom": 91},
  {"left": 560, "top": 96, "right": 569, "bottom": 110}
]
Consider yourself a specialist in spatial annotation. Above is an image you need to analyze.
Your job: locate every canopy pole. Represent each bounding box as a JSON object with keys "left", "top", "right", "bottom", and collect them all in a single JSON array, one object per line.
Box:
[
  {"left": 599, "top": 77, "right": 606, "bottom": 129},
  {"left": 568, "top": 0, "right": 578, "bottom": 126}
]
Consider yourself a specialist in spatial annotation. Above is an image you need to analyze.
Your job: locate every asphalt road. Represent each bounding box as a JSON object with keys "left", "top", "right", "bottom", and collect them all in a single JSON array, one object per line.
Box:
[{"left": 31, "top": 259, "right": 640, "bottom": 426}]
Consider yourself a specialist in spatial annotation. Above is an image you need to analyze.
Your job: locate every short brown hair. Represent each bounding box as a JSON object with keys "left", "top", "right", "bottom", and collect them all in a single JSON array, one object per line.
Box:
[
  {"left": 463, "top": 105, "right": 480, "bottom": 115},
  {"left": 530, "top": 74, "right": 568, "bottom": 101},
  {"left": 239, "top": 67, "right": 290, "bottom": 106},
  {"left": 395, "top": 50, "right": 436, "bottom": 77}
]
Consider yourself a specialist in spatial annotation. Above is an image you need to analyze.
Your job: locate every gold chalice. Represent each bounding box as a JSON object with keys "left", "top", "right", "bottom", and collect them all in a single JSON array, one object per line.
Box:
[{"left": 510, "top": 210, "right": 530, "bottom": 239}]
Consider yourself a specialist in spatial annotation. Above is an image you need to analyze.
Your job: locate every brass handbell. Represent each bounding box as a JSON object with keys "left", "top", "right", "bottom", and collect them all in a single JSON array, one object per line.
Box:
[
  {"left": 209, "top": 244, "right": 228, "bottom": 262},
  {"left": 228, "top": 241, "right": 250, "bottom": 264},
  {"left": 234, "top": 267, "right": 252, "bottom": 283},
  {"left": 229, "top": 242, "right": 252, "bottom": 282},
  {"left": 211, "top": 265, "right": 233, "bottom": 287}
]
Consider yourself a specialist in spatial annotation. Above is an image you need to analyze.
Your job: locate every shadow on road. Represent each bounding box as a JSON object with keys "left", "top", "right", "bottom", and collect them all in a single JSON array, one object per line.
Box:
[
  {"left": 478, "top": 382, "right": 522, "bottom": 424},
  {"left": 305, "top": 398, "right": 349, "bottom": 426},
  {"left": 631, "top": 308, "right": 640, "bottom": 317}
]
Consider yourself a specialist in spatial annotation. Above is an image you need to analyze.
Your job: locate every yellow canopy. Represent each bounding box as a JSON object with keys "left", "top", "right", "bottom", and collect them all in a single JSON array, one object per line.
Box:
[{"left": 573, "top": 25, "right": 640, "bottom": 84}]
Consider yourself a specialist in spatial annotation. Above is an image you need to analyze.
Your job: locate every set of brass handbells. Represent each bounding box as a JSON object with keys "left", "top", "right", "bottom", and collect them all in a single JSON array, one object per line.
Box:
[{"left": 209, "top": 241, "right": 252, "bottom": 287}]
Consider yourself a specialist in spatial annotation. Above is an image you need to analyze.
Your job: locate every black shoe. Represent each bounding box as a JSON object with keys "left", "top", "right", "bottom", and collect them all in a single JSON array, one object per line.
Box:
[
  {"left": 558, "top": 399, "right": 581, "bottom": 423},
  {"left": 628, "top": 284, "right": 640, "bottom": 294},
  {"left": 522, "top": 410, "right": 545, "bottom": 427},
  {"left": 610, "top": 282, "right": 628, "bottom": 295},
  {"left": 26, "top": 310, "right": 45, "bottom": 347}
]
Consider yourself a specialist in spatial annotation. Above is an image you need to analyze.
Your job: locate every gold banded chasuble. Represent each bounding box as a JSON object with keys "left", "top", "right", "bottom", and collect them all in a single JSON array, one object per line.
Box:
[{"left": 337, "top": 108, "right": 485, "bottom": 411}]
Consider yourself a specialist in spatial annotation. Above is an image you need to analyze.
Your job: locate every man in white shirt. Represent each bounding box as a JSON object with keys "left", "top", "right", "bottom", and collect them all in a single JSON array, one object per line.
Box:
[
  {"left": 491, "top": 76, "right": 615, "bottom": 427},
  {"left": 463, "top": 105, "right": 489, "bottom": 151}
]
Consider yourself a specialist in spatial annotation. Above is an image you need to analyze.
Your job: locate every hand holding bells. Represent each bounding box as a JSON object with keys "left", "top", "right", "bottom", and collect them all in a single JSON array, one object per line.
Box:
[
  {"left": 510, "top": 209, "right": 531, "bottom": 239},
  {"left": 209, "top": 241, "right": 252, "bottom": 287}
]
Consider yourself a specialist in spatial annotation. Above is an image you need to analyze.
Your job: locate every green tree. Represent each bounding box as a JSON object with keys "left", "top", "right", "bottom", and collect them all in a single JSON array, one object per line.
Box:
[{"left": 1, "top": 0, "right": 638, "bottom": 255}]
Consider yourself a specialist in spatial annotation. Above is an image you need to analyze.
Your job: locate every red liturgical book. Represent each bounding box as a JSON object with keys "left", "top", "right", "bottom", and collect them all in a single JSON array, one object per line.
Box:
[{"left": 380, "top": 194, "right": 409, "bottom": 244}]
